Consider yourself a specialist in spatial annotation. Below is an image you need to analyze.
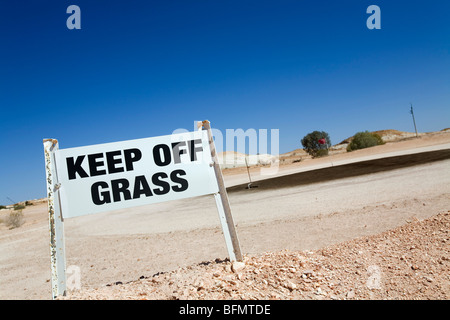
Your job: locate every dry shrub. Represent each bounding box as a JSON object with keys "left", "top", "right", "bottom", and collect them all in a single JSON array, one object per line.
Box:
[{"left": 6, "top": 209, "right": 24, "bottom": 229}]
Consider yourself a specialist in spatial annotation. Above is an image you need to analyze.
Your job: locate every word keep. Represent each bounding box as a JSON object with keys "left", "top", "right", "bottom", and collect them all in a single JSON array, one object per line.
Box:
[{"left": 66, "top": 139, "right": 204, "bottom": 180}]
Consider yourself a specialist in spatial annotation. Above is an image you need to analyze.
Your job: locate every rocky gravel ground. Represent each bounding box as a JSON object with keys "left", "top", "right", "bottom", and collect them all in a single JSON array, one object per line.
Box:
[{"left": 63, "top": 210, "right": 449, "bottom": 300}]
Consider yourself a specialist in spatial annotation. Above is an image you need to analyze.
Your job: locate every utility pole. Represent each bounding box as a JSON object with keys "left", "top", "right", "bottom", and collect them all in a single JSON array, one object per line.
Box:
[{"left": 410, "top": 104, "right": 418, "bottom": 138}]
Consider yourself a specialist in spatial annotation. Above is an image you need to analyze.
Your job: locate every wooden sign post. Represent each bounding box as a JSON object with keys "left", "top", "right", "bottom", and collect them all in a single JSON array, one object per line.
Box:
[{"left": 201, "top": 120, "right": 243, "bottom": 262}]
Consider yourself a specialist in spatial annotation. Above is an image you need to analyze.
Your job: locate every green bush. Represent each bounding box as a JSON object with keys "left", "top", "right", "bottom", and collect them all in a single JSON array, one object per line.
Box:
[
  {"left": 347, "top": 131, "right": 385, "bottom": 152},
  {"left": 301, "top": 131, "right": 331, "bottom": 158},
  {"left": 13, "top": 204, "right": 25, "bottom": 210}
]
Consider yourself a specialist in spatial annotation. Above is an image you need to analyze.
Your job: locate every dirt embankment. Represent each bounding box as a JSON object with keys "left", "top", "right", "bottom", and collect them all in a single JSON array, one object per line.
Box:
[{"left": 62, "top": 211, "right": 450, "bottom": 300}]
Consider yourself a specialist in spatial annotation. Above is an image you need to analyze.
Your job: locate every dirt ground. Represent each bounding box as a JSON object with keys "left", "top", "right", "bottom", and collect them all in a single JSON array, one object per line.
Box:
[
  {"left": 0, "top": 130, "right": 449, "bottom": 300},
  {"left": 61, "top": 211, "right": 450, "bottom": 300}
]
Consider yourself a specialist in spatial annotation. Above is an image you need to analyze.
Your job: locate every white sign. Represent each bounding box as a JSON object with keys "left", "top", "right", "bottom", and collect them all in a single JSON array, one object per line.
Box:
[
  {"left": 44, "top": 122, "right": 242, "bottom": 299},
  {"left": 54, "top": 130, "right": 219, "bottom": 218}
]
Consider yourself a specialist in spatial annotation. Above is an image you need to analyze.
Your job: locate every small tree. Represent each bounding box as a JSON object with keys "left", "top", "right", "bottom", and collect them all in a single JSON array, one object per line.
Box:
[
  {"left": 301, "top": 131, "right": 331, "bottom": 158},
  {"left": 347, "top": 131, "right": 384, "bottom": 152}
]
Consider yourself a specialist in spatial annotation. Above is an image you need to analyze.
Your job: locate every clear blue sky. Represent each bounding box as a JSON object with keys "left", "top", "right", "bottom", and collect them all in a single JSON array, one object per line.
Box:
[{"left": 1, "top": 0, "right": 449, "bottom": 203}]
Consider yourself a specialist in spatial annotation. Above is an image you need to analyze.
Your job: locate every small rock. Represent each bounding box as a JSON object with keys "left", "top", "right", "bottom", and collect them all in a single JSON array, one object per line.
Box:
[
  {"left": 270, "top": 293, "right": 281, "bottom": 299},
  {"left": 302, "top": 269, "right": 314, "bottom": 276},
  {"left": 231, "top": 261, "right": 246, "bottom": 273},
  {"left": 223, "top": 275, "right": 234, "bottom": 282},
  {"left": 284, "top": 281, "right": 297, "bottom": 291},
  {"left": 196, "top": 282, "right": 204, "bottom": 290}
]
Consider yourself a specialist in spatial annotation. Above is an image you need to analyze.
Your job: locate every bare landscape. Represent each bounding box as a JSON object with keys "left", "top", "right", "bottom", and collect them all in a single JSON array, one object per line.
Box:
[{"left": 0, "top": 129, "right": 449, "bottom": 300}]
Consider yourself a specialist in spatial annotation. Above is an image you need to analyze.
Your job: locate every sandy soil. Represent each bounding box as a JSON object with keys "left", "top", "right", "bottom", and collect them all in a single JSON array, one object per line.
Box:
[
  {"left": 61, "top": 211, "right": 450, "bottom": 300},
  {"left": 0, "top": 130, "right": 449, "bottom": 300}
]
